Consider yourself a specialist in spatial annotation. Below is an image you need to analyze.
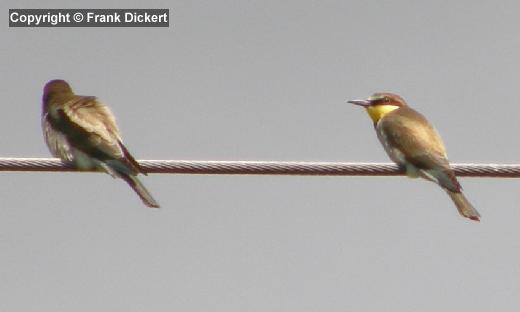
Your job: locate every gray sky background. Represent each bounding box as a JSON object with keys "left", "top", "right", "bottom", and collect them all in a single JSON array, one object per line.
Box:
[{"left": 2, "top": 0, "right": 520, "bottom": 311}]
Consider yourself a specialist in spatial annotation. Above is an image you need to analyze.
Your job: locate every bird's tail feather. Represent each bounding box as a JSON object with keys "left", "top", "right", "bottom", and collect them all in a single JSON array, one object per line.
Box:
[
  {"left": 447, "top": 191, "right": 479, "bottom": 222},
  {"left": 121, "top": 174, "right": 160, "bottom": 208}
]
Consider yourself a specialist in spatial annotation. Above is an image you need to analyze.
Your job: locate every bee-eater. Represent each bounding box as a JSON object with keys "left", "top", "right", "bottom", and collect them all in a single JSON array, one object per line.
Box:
[
  {"left": 41, "top": 79, "right": 160, "bottom": 208},
  {"left": 349, "top": 92, "right": 479, "bottom": 221}
]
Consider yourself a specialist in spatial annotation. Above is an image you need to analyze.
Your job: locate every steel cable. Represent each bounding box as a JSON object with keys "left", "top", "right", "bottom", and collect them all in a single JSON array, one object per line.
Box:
[{"left": 0, "top": 158, "right": 519, "bottom": 177}]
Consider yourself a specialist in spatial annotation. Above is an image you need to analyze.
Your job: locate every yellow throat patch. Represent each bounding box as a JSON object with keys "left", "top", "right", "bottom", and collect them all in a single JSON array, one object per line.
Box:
[{"left": 366, "top": 105, "right": 400, "bottom": 123}]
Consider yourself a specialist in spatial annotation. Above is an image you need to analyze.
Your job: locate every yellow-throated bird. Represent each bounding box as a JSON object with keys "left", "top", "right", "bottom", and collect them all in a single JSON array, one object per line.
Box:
[
  {"left": 42, "top": 79, "right": 160, "bottom": 208},
  {"left": 348, "top": 93, "right": 479, "bottom": 221}
]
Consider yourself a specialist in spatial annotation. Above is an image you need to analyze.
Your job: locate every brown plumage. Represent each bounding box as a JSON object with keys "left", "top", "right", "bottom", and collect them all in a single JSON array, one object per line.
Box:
[
  {"left": 349, "top": 93, "right": 480, "bottom": 221},
  {"left": 42, "top": 79, "right": 160, "bottom": 208}
]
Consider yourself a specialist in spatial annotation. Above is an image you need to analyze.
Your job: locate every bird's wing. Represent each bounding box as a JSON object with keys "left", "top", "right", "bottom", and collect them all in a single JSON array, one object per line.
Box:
[
  {"left": 42, "top": 113, "right": 75, "bottom": 162},
  {"left": 61, "top": 96, "right": 124, "bottom": 158},
  {"left": 377, "top": 107, "right": 461, "bottom": 192},
  {"left": 60, "top": 96, "right": 142, "bottom": 175}
]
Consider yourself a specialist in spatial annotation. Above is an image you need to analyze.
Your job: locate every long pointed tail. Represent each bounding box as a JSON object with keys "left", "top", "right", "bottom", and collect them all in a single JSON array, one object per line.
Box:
[
  {"left": 121, "top": 174, "right": 160, "bottom": 208},
  {"left": 447, "top": 191, "right": 479, "bottom": 221}
]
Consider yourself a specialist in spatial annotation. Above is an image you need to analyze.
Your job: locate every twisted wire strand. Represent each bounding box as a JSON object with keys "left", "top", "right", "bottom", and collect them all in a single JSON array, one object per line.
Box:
[{"left": 0, "top": 157, "right": 519, "bottom": 177}]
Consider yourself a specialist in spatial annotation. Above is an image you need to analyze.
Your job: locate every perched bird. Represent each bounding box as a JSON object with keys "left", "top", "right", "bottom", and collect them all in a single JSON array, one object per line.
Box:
[
  {"left": 348, "top": 93, "right": 479, "bottom": 221},
  {"left": 41, "top": 79, "right": 159, "bottom": 208}
]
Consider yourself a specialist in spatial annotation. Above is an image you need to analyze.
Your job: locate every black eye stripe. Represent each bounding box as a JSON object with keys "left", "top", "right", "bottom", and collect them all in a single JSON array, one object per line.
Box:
[{"left": 370, "top": 97, "right": 387, "bottom": 105}]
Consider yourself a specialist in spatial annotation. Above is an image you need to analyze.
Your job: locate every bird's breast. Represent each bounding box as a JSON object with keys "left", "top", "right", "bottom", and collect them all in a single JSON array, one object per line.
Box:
[{"left": 376, "top": 126, "right": 407, "bottom": 165}]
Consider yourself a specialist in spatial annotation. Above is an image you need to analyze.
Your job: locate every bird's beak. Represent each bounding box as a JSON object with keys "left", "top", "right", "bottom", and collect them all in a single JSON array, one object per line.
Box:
[{"left": 347, "top": 99, "right": 371, "bottom": 107}]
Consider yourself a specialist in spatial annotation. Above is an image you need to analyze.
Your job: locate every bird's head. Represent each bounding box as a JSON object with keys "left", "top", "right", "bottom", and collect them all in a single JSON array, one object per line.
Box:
[
  {"left": 348, "top": 93, "right": 408, "bottom": 124},
  {"left": 42, "top": 80, "right": 74, "bottom": 110}
]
